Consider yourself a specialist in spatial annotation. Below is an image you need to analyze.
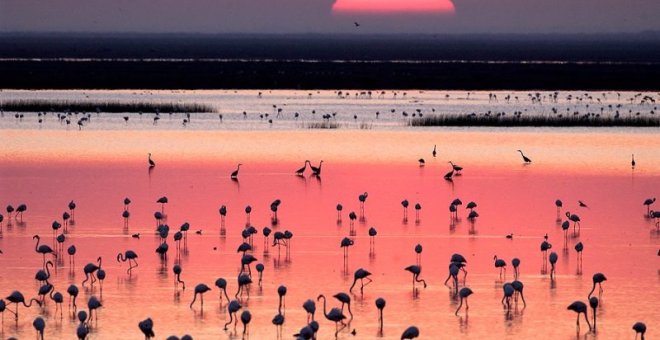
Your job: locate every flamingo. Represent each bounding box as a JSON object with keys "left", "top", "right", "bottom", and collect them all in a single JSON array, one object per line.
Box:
[
  {"left": 117, "top": 250, "right": 139, "bottom": 274},
  {"left": 578, "top": 200, "right": 588, "bottom": 208},
  {"left": 643, "top": 198, "right": 656, "bottom": 216},
  {"left": 517, "top": 150, "right": 532, "bottom": 163},
  {"left": 241, "top": 310, "right": 252, "bottom": 336},
  {"left": 466, "top": 201, "right": 477, "bottom": 212},
  {"left": 15, "top": 203, "right": 27, "bottom": 220},
  {"left": 303, "top": 299, "right": 316, "bottom": 323},
  {"left": 139, "top": 318, "right": 155, "bottom": 339},
  {"left": 35, "top": 260, "right": 54, "bottom": 285},
  {"left": 358, "top": 192, "right": 368, "bottom": 210},
  {"left": 333, "top": 293, "right": 353, "bottom": 320},
  {"left": 414, "top": 203, "right": 422, "bottom": 221},
  {"left": 631, "top": 154, "right": 636, "bottom": 169},
  {"left": 502, "top": 283, "right": 514, "bottom": 310},
  {"left": 512, "top": 258, "right": 521, "bottom": 279},
  {"left": 6, "top": 291, "right": 41, "bottom": 320},
  {"left": 231, "top": 164, "right": 242, "bottom": 179},
  {"left": 405, "top": 265, "right": 427, "bottom": 289},
  {"left": 341, "top": 237, "right": 354, "bottom": 259},
  {"left": 549, "top": 252, "right": 558, "bottom": 279},
  {"left": 310, "top": 161, "right": 323, "bottom": 176},
  {"left": 256, "top": 264, "right": 264, "bottom": 286},
  {"left": 401, "top": 326, "right": 420, "bottom": 339},
  {"left": 449, "top": 161, "right": 463, "bottom": 174},
  {"left": 415, "top": 244, "right": 422, "bottom": 266},
  {"left": 349, "top": 268, "right": 372, "bottom": 294},
  {"left": 68, "top": 200, "right": 77, "bottom": 220},
  {"left": 432, "top": 145, "right": 437, "bottom": 157},
  {"left": 455, "top": 288, "right": 473, "bottom": 316},
  {"left": 317, "top": 294, "right": 347, "bottom": 337},
  {"left": 124, "top": 197, "right": 131, "bottom": 210},
  {"left": 148, "top": 153, "right": 155, "bottom": 168},
  {"left": 566, "top": 211, "right": 581, "bottom": 232},
  {"left": 67, "top": 284, "right": 79, "bottom": 311},
  {"left": 156, "top": 243, "right": 169, "bottom": 259},
  {"left": 190, "top": 284, "right": 211, "bottom": 309},
  {"left": 33, "top": 316, "right": 46, "bottom": 340},
  {"left": 651, "top": 210, "right": 660, "bottom": 229},
  {"left": 418, "top": 159, "right": 425, "bottom": 167},
  {"left": 375, "top": 298, "right": 386, "bottom": 333},
  {"left": 444, "top": 168, "right": 455, "bottom": 181},
  {"left": 588, "top": 273, "right": 607, "bottom": 299},
  {"left": 633, "top": 322, "right": 646, "bottom": 340},
  {"left": 50, "top": 289, "right": 64, "bottom": 317},
  {"left": 401, "top": 199, "right": 409, "bottom": 219},
  {"left": 567, "top": 301, "right": 591, "bottom": 330},
  {"left": 223, "top": 300, "right": 242, "bottom": 330},
  {"left": 240, "top": 254, "right": 257, "bottom": 276},
  {"left": 295, "top": 160, "right": 309, "bottom": 176},
  {"left": 33, "top": 235, "right": 57, "bottom": 268},
  {"left": 494, "top": 255, "right": 507, "bottom": 278},
  {"left": 511, "top": 280, "right": 526, "bottom": 307},
  {"left": 336, "top": 203, "right": 343, "bottom": 221},
  {"left": 156, "top": 196, "right": 168, "bottom": 213},
  {"left": 589, "top": 297, "right": 599, "bottom": 331},
  {"left": 173, "top": 265, "right": 185, "bottom": 290},
  {"left": 555, "top": 199, "right": 563, "bottom": 214},
  {"left": 368, "top": 227, "right": 377, "bottom": 249},
  {"left": 82, "top": 257, "right": 102, "bottom": 287},
  {"left": 77, "top": 323, "right": 89, "bottom": 340},
  {"left": 235, "top": 274, "right": 252, "bottom": 299}
]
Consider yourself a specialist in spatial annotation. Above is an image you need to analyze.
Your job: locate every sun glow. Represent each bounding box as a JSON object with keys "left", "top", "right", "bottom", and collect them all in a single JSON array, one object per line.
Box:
[{"left": 332, "top": 0, "right": 455, "bottom": 14}]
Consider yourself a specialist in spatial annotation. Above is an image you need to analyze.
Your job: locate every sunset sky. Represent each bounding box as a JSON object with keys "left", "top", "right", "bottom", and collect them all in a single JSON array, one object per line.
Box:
[{"left": 0, "top": 0, "right": 659, "bottom": 34}]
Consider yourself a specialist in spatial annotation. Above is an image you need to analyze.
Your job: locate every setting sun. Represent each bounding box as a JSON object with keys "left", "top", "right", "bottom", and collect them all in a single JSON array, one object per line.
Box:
[{"left": 332, "top": 0, "right": 455, "bottom": 14}]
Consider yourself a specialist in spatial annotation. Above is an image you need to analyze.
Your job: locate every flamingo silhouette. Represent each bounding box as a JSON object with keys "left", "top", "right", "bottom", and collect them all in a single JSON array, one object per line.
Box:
[
  {"left": 588, "top": 273, "right": 607, "bottom": 299},
  {"left": 589, "top": 297, "right": 599, "bottom": 331},
  {"left": 295, "top": 161, "right": 309, "bottom": 176},
  {"left": 375, "top": 297, "right": 386, "bottom": 333},
  {"left": 148, "top": 153, "right": 155, "bottom": 168},
  {"left": 6, "top": 291, "right": 41, "bottom": 320},
  {"left": 190, "top": 284, "right": 211, "bottom": 309},
  {"left": 139, "top": 318, "right": 155, "bottom": 339},
  {"left": 349, "top": 268, "right": 372, "bottom": 294},
  {"left": 231, "top": 164, "right": 242, "bottom": 179},
  {"left": 565, "top": 211, "right": 581, "bottom": 233},
  {"left": 33, "top": 235, "right": 57, "bottom": 268},
  {"left": 405, "top": 265, "right": 427, "bottom": 289},
  {"left": 117, "top": 250, "right": 139, "bottom": 274},
  {"left": 67, "top": 284, "right": 79, "bottom": 311},
  {"left": 401, "top": 325, "right": 420, "bottom": 339},
  {"left": 493, "top": 255, "right": 507, "bottom": 278},
  {"left": 241, "top": 310, "right": 252, "bottom": 336},
  {"left": 567, "top": 301, "right": 591, "bottom": 330},
  {"left": 449, "top": 161, "right": 463, "bottom": 173},
  {"left": 511, "top": 258, "right": 521, "bottom": 279},
  {"left": 35, "top": 260, "right": 53, "bottom": 285},
  {"left": 310, "top": 161, "right": 323, "bottom": 176},
  {"left": 643, "top": 198, "right": 656, "bottom": 216},
  {"left": 333, "top": 293, "right": 353, "bottom": 320},
  {"left": 173, "top": 265, "right": 185, "bottom": 290},
  {"left": 303, "top": 299, "right": 316, "bottom": 323},
  {"left": 455, "top": 288, "right": 473, "bottom": 316},
  {"left": 82, "top": 257, "right": 102, "bottom": 287},
  {"left": 633, "top": 322, "right": 646, "bottom": 340},
  {"left": 317, "top": 294, "right": 347, "bottom": 337},
  {"left": 87, "top": 296, "right": 102, "bottom": 323},
  {"left": 224, "top": 300, "right": 242, "bottom": 330},
  {"left": 512, "top": 280, "right": 526, "bottom": 307},
  {"left": 517, "top": 150, "right": 532, "bottom": 163},
  {"left": 549, "top": 252, "right": 558, "bottom": 279},
  {"left": 33, "top": 316, "right": 45, "bottom": 340}
]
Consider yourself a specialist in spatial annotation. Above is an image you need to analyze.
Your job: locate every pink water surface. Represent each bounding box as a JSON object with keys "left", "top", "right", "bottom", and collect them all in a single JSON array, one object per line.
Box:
[{"left": 0, "top": 128, "right": 659, "bottom": 339}]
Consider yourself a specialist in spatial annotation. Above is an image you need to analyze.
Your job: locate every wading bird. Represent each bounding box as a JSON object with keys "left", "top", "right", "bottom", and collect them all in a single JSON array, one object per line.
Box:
[
  {"left": 567, "top": 301, "right": 591, "bottom": 331},
  {"left": 517, "top": 150, "right": 532, "bottom": 163}
]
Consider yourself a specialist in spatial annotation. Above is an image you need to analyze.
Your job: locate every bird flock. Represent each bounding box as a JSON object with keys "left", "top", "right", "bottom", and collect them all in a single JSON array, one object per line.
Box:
[{"left": 0, "top": 145, "right": 657, "bottom": 340}]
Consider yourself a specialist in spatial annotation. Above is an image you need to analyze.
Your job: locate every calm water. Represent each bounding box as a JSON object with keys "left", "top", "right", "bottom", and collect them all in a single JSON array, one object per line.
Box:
[{"left": 0, "top": 90, "right": 659, "bottom": 339}]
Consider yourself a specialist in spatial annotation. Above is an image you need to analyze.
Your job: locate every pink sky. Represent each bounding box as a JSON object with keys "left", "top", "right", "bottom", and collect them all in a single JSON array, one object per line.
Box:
[{"left": 332, "top": 0, "right": 455, "bottom": 14}]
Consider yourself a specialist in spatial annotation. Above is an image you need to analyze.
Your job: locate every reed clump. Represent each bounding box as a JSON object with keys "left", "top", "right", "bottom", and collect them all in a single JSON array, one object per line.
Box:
[{"left": 409, "top": 113, "right": 660, "bottom": 127}]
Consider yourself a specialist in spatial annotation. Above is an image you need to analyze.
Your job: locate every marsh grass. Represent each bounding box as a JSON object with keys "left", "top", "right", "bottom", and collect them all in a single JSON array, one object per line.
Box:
[
  {"left": 306, "top": 121, "right": 340, "bottom": 129},
  {"left": 0, "top": 100, "right": 215, "bottom": 113},
  {"left": 409, "top": 113, "right": 660, "bottom": 127}
]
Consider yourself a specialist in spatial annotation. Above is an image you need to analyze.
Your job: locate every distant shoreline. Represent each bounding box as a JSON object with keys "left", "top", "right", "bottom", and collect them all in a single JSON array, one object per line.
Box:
[
  {"left": 1, "top": 33, "right": 658, "bottom": 90},
  {"left": 1, "top": 59, "right": 658, "bottom": 90}
]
